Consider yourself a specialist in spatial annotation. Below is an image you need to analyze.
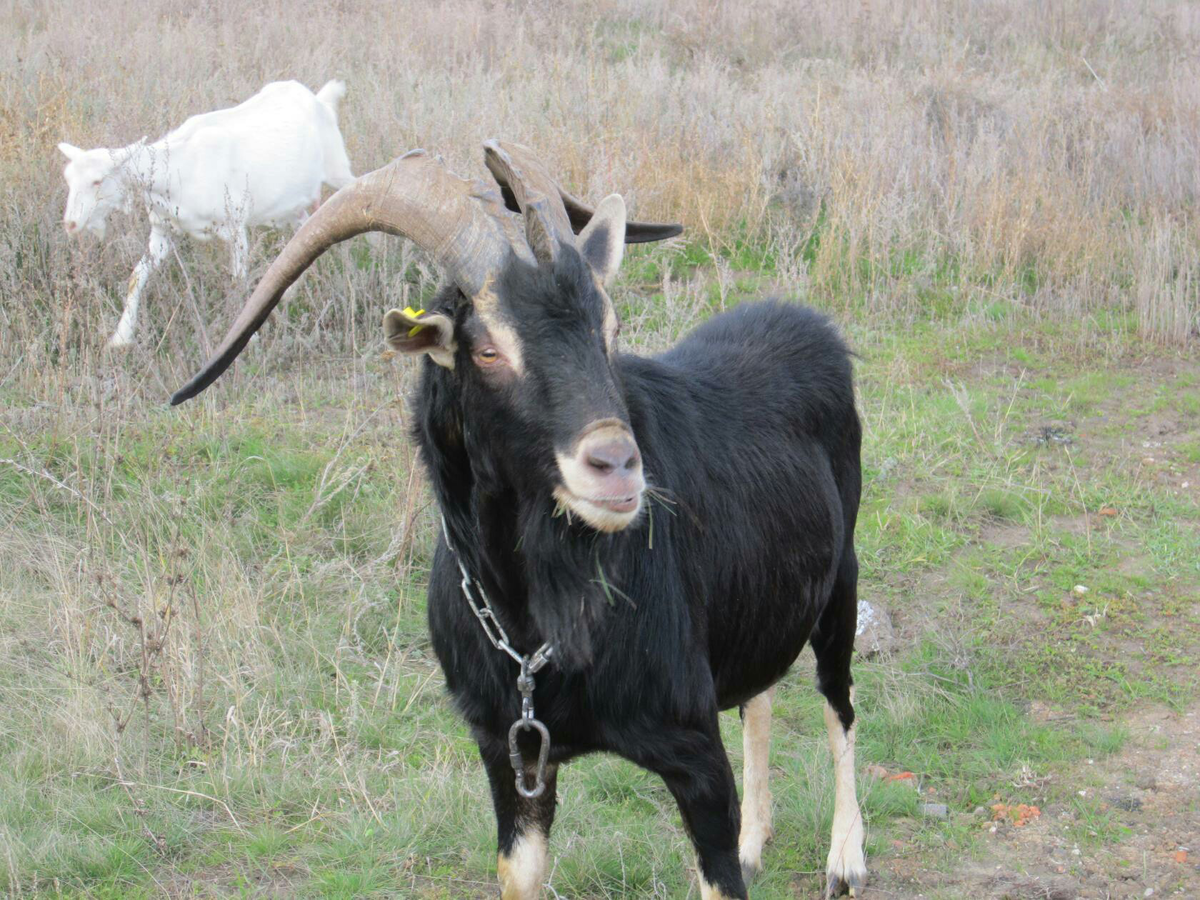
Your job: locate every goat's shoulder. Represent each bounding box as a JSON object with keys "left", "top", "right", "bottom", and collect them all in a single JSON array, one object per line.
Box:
[
  {"left": 616, "top": 301, "right": 857, "bottom": 458},
  {"left": 677, "top": 302, "right": 851, "bottom": 391},
  {"left": 625, "top": 302, "right": 848, "bottom": 387},
  {"left": 678, "top": 301, "right": 847, "bottom": 360}
]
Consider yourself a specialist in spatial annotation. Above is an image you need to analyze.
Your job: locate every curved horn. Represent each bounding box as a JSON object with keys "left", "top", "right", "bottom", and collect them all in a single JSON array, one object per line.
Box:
[
  {"left": 483, "top": 139, "right": 574, "bottom": 266},
  {"left": 171, "top": 150, "right": 506, "bottom": 405},
  {"left": 484, "top": 139, "right": 682, "bottom": 244}
]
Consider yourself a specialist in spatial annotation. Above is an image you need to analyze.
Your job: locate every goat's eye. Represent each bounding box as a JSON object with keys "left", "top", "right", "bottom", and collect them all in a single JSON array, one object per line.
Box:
[
  {"left": 476, "top": 347, "right": 500, "bottom": 365},
  {"left": 92, "top": 180, "right": 101, "bottom": 187}
]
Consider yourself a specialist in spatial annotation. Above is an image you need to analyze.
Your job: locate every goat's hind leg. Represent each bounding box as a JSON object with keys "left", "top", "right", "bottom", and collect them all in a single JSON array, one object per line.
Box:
[
  {"left": 812, "top": 550, "right": 866, "bottom": 898},
  {"left": 738, "top": 687, "right": 774, "bottom": 883}
]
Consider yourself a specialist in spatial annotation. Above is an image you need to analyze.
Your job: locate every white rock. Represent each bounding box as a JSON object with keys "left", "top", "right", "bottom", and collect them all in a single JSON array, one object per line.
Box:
[{"left": 855, "top": 600, "right": 897, "bottom": 657}]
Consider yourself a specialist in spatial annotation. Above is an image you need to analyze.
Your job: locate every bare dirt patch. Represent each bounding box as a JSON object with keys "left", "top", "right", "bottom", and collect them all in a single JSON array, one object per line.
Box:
[{"left": 867, "top": 701, "right": 1200, "bottom": 899}]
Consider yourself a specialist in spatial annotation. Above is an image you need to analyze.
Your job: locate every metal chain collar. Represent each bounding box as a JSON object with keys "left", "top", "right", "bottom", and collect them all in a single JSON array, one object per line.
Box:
[{"left": 440, "top": 516, "right": 553, "bottom": 799}]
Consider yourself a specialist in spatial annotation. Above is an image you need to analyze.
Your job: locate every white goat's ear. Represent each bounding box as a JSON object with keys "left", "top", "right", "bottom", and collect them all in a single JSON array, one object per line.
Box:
[
  {"left": 58, "top": 142, "right": 84, "bottom": 162},
  {"left": 384, "top": 308, "right": 456, "bottom": 369},
  {"left": 577, "top": 194, "right": 627, "bottom": 286}
]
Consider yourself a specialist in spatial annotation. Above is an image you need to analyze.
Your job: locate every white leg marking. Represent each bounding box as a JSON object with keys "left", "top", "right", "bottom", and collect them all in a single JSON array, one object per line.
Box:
[
  {"left": 824, "top": 693, "right": 866, "bottom": 897},
  {"left": 739, "top": 687, "right": 774, "bottom": 878},
  {"left": 698, "top": 870, "right": 738, "bottom": 900},
  {"left": 497, "top": 830, "right": 547, "bottom": 900}
]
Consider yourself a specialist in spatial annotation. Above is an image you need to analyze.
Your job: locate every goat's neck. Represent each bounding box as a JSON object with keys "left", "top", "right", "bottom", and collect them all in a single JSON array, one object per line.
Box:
[
  {"left": 417, "top": 366, "right": 613, "bottom": 668},
  {"left": 112, "top": 141, "right": 169, "bottom": 202}
]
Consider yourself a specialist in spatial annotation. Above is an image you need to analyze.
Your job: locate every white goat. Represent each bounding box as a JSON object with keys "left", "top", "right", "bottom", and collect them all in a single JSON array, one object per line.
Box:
[{"left": 59, "top": 79, "right": 355, "bottom": 347}]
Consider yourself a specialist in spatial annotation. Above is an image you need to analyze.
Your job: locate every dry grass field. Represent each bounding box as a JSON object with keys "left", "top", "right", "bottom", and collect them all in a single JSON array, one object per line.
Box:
[{"left": 1, "top": 1, "right": 1199, "bottom": 898}]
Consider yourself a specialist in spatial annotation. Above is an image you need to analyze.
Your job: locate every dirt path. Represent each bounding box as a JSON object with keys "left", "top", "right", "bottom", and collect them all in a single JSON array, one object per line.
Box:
[{"left": 867, "top": 702, "right": 1200, "bottom": 899}]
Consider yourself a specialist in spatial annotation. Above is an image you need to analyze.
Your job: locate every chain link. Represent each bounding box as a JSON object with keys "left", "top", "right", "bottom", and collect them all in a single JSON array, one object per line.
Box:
[{"left": 440, "top": 516, "right": 553, "bottom": 799}]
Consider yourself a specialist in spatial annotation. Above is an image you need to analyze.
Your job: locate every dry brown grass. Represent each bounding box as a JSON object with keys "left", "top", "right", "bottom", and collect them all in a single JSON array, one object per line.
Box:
[{"left": 1, "top": 0, "right": 1198, "bottom": 361}]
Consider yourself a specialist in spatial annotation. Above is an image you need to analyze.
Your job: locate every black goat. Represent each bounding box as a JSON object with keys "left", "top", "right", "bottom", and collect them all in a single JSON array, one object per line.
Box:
[{"left": 173, "top": 141, "right": 866, "bottom": 900}]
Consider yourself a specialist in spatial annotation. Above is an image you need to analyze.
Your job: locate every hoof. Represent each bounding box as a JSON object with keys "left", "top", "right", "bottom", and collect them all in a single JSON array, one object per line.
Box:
[
  {"left": 107, "top": 335, "right": 133, "bottom": 350},
  {"left": 824, "top": 869, "right": 866, "bottom": 899},
  {"left": 740, "top": 858, "right": 761, "bottom": 887},
  {"left": 738, "top": 823, "right": 772, "bottom": 887}
]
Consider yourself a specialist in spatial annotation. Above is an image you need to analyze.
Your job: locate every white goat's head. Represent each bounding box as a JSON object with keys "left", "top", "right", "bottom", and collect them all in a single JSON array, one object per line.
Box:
[{"left": 58, "top": 142, "right": 135, "bottom": 239}]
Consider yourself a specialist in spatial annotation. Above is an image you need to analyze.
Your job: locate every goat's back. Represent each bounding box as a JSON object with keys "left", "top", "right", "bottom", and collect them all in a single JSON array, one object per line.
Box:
[{"left": 152, "top": 81, "right": 341, "bottom": 229}]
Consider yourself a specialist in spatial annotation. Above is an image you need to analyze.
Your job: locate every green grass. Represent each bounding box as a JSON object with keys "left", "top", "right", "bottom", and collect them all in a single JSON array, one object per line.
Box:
[{"left": 2, "top": 244, "right": 1198, "bottom": 897}]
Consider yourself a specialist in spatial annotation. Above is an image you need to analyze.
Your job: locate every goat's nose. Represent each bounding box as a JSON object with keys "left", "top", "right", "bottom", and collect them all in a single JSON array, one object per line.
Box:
[
  {"left": 64, "top": 220, "right": 78, "bottom": 233},
  {"left": 584, "top": 437, "right": 640, "bottom": 476}
]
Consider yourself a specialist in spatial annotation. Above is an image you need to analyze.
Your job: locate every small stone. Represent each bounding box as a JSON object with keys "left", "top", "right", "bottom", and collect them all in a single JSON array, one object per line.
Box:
[
  {"left": 919, "top": 802, "right": 949, "bottom": 819},
  {"left": 1072, "top": 584, "right": 1089, "bottom": 596},
  {"left": 1135, "top": 772, "right": 1157, "bottom": 791},
  {"left": 973, "top": 806, "right": 987, "bottom": 817},
  {"left": 1144, "top": 888, "right": 1154, "bottom": 897},
  {"left": 873, "top": 457, "right": 898, "bottom": 483},
  {"left": 1109, "top": 795, "right": 1142, "bottom": 812},
  {"left": 855, "top": 601, "right": 897, "bottom": 657}
]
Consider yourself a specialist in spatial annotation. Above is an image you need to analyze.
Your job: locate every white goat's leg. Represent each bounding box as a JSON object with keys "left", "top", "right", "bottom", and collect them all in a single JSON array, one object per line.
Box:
[
  {"left": 110, "top": 227, "right": 170, "bottom": 348},
  {"left": 226, "top": 226, "right": 265, "bottom": 345},
  {"left": 824, "top": 688, "right": 866, "bottom": 898},
  {"left": 739, "top": 687, "right": 774, "bottom": 882}
]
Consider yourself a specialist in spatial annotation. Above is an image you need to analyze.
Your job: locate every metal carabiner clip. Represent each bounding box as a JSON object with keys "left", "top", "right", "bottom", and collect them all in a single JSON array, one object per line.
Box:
[{"left": 508, "top": 716, "right": 551, "bottom": 799}]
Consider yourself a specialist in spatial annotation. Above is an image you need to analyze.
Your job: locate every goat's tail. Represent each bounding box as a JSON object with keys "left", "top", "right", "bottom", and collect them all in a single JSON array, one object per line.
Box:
[{"left": 316, "top": 79, "right": 347, "bottom": 114}]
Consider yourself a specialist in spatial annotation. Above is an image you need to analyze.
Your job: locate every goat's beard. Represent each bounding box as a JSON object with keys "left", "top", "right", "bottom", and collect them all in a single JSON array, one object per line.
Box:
[{"left": 519, "top": 503, "right": 627, "bottom": 674}]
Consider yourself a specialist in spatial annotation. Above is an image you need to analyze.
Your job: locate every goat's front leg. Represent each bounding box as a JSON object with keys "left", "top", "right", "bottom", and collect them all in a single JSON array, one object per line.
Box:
[
  {"left": 109, "top": 226, "right": 170, "bottom": 348},
  {"left": 479, "top": 735, "right": 558, "bottom": 900},
  {"left": 635, "top": 724, "right": 748, "bottom": 900}
]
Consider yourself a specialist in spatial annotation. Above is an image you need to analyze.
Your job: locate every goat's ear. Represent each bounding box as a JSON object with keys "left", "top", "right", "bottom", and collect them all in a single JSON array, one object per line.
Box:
[
  {"left": 577, "top": 194, "right": 627, "bottom": 286},
  {"left": 58, "top": 142, "right": 84, "bottom": 162},
  {"left": 384, "top": 308, "right": 456, "bottom": 369}
]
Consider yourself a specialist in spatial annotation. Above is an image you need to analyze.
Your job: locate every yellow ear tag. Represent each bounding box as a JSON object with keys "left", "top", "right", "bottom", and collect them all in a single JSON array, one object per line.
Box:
[{"left": 402, "top": 306, "right": 426, "bottom": 337}]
